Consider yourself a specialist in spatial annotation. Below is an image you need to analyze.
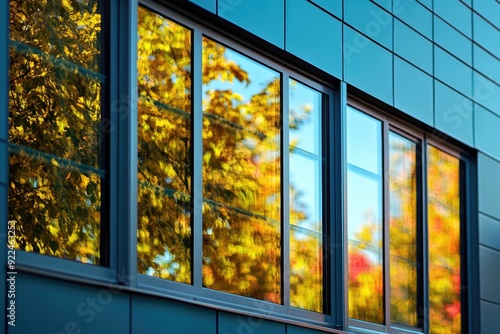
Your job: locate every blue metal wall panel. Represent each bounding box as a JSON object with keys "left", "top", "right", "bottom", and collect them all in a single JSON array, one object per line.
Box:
[
  {"left": 481, "top": 301, "right": 500, "bottom": 334},
  {"left": 393, "top": 0, "right": 432, "bottom": 39},
  {"left": 343, "top": 25, "right": 393, "bottom": 105},
  {"left": 309, "top": 0, "right": 342, "bottom": 19},
  {"left": 286, "top": 0, "right": 342, "bottom": 78},
  {"left": 434, "top": 81, "right": 473, "bottom": 146},
  {"left": 434, "top": 0, "right": 472, "bottom": 37},
  {"left": 9, "top": 273, "right": 130, "bottom": 334},
  {"left": 479, "top": 214, "right": 500, "bottom": 251},
  {"left": 218, "top": 311, "right": 285, "bottom": 334},
  {"left": 473, "top": 44, "right": 500, "bottom": 87},
  {"left": 394, "top": 57, "right": 433, "bottom": 125},
  {"left": 473, "top": 14, "right": 500, "bottom": 58},
  {"left": 394, "top": 19, "right": 432, "bottom": 74},
  {"left": 475, "top": 105, "right": 500, "bottom": 160},
  {"left": 479, "top": 246, "right": 500, "bottom": 304},
  {"left": 416, "top": 0, "right": 432, "bottom": 11},
  {"left": 473, "top": 72, "right": 500, "bottom": 118},
  {"left": 434, "top": 46, "right": 472, "bottom": 99},
  {"left": 473, "top": 0, "right": 500, "bottom": 30},
  {"left": 344, "top": 0, "right": 393, "bottom": 50},
  {"left": 478, "top": 154, "right": 500, "bottom": 220},
  {"left": 434, "top": 16, "right": 472, "bottom": 65},
  {"left": 287, "top": 324, "right": 326, "bottom": 334},
  {"left": 131, "top": 294, "right": 216, "bottom": 334},
  {"left": 219, "top": 0, "right": 284, "bottom": 48},
  {"left": 190, "top": 0, "right": 216, "bottom": 13},
  {"left": 370, "top": 0, "right": 391, "bottom": 12}
]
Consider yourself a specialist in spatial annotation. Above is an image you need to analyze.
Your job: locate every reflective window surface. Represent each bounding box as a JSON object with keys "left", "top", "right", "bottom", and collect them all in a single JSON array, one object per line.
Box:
[
  {"left": 135, "top": 8, "right": 330, "bottom": 311},
  {"left": 347, "top": 106, "right": 384, "bottom": 324},
  {"left": 202, "top": 37, "right": 282, "bottom": 302},
  {"left": 289, "top": 80, "right": 323, "bottom": 312},
  {"left": 137, "top": 7, "right": 192, "bottom": 282},
  {"left": 347, "top": 105, "right": 465, "bottom": 333},
  {"left": 9, "top": 0, "right": 104, "bottom": 263},
  {"left": 389, "top": 132, "right": 419, "bottom": 327},
  {"left": 428, "top": 146, "right": 462, "bottom": 334}
]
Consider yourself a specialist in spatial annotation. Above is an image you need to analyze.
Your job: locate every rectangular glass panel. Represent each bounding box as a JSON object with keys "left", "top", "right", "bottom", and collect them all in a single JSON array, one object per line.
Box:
[
  {"left": 347, "top": 106, "right": 382, "bottom": 175},
  {"left": 289, "top": 80, "right": 323, "bottom": 312},
  {"left": 9, "top": 0, "right": 104, "bottom": 263},
  {"left": 428, "top": 146, "right": 462, "bottom": 334},
  {"left": 137, "top": 7, "right": 192, "bottom": 283},
  {"left": 389, "top": 132, "right": 419, "bottom": 327},
  {"left": 347, "top": 107, "right": 384, "bottom": 324},
  {"left": 202, "top": 37, "right": 281, "bottom": 302}
]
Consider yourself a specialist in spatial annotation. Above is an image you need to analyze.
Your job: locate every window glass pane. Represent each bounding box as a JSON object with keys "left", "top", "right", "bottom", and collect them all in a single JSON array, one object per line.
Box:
[
  {"left": 289, "top": 80, "right": 323, "bottom": 313},
  {"left": 347, "top": 108, "right": 384, "bottom": 324},
  {"left": 9, "top": 0, "right": 104, "bottom": 263},
  {"left": 389, "top": 132, "right": 419, "bottom": 327},
  {"left": 202, "top": 37, "right": 281, "bottom": 302},
  {"left": 137, "top": 7, "right": 192, "bottom": 283},
  {"left": 347, "top": 106, "right": 382, "bottom": 175},
  {"left": 428, "top": 146, "right": 461, "bottom": 334}
]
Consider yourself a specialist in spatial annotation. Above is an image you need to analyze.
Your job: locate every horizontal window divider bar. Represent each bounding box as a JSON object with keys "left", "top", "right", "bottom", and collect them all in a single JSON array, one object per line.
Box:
[
  {"left": 10, "top": 40, "right": 106, "bottom": 82},
  {"left": 8, "top": 142, "right": 107, "bottom": 177},
  {"left": 138, "top": 95, "right": 190, "bottom": 119},
  {"left": 13, "top": 250, "right": 118, "bottom": 285}
]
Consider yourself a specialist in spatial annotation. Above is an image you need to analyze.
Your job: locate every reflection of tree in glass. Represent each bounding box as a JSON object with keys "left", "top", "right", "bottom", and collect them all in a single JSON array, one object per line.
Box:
[
  {"left": 348, "top": 211, "right": 384, "bottom": 324},
  {"left": 137, "top": 7, "right": 193, "bottom": 283},
  {"left": 137, "top": 7, "right": 324, "bottom": 311},
  {"left": 389, "top": 135, "right": 418, "bottom": 327},
  {"left": 9, "top": 0, "right": 103, "bottom": 263},
  {"left": 428, "top": 146, "right": 461, "bottom": 334}
]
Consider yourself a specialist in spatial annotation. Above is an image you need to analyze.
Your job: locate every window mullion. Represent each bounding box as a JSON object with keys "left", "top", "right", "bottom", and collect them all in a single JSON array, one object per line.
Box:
[
  {"left": 192, "top": 27, "right": 203, "bottom": 289},
  {"left": 421, "top": 139, "right": 430, "bottom": 334},
  {"left": 116, "top": 0, "right": 138, "bottom": 286},
  {"left": 282, "top": 72, "right": 291, "bottom": 309},
  {"left": 382, "top": 119, "right": 391, "bottom": 330}
]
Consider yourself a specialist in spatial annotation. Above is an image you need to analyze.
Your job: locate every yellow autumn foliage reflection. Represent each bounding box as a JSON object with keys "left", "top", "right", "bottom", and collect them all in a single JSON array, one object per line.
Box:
[
  {"left": 9, "top": 0, "right": 103, "bottom": 263},
  {"left": 347, "top": 108, "right": 463, "bottom": 332},
  {"left": 136, "top": 7, "right": 325, "bottom": 311},
  {"left": 428, "top": 146, "right": 462, "bottom": 334}
]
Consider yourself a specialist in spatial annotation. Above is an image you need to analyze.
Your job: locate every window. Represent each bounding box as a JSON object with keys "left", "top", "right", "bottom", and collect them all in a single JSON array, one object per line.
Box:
[
  {"left": 346, "top": 102, "right": 466, "bottom": 334},
  {"left": 136, "top": 5, "right": 334, "bottom": 322},
  {"left": 8, "top": 0, "right": 107, "bottom": 264},
  {"left": 5, "top": 2, "right": 472, "bottom": 332}
]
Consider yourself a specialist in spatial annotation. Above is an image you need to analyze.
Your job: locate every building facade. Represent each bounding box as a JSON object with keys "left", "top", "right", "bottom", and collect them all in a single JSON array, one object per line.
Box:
[{"left": 1, "top": 0, "right": 500, "bottom": 333}]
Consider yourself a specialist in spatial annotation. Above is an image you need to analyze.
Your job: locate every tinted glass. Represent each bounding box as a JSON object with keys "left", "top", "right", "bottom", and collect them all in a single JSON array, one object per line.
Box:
[
  {"left": 289, "top": 80, "right": 323, "bottom": 312},
  {"left": 202, "top": 37, "right": 281, "bottom": 302},
  {"left": 137, "top": 7, "right": 192, "bottom": 283},
  {"left": 428, "top": 146, "right": 462, "bottom": 334},
  {"left": 347, "top": 107, "right": 384, "bottom": 324},
  {"left": 389, "top": 132, "right": 419, "bottom": 327},
  {"left": 9, "top": 0, "right": 104, "bottom": 263},
  {"left": 347, "top": 106, "right": 382, "bottom": 174}
]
